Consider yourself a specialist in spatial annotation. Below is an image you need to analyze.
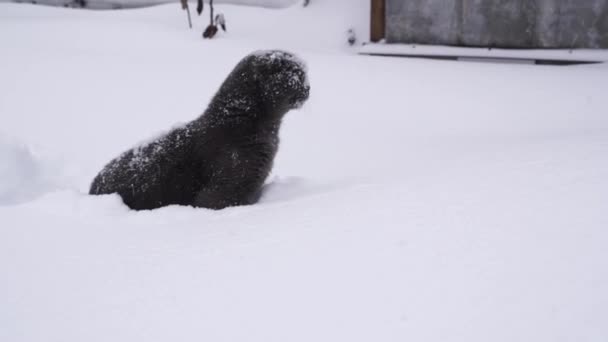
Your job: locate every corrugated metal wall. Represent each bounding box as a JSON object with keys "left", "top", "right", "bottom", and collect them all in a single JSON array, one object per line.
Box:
[{"left": 385, "top": 0, "right": 608, "bottom": 49}]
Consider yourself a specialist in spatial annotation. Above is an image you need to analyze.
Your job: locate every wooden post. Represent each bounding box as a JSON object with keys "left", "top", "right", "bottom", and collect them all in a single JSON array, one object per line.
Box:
[{"left": 370, "top": 0, "right": 385, "bottom": 42}]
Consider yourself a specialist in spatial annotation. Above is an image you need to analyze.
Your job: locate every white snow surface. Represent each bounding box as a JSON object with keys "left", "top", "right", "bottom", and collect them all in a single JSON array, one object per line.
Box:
[
  {"left": 0, "top": 135, "right": 61, "bottom": 205},
  {"left": 1, "top": 2, "right": 608, "bottom": 342},
  {"left": 0, "top": 0, "right": 299, "bottom": 9}
]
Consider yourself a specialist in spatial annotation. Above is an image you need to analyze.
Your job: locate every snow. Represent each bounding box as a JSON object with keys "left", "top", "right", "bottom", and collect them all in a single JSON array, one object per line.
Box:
[
  {"left": 251, "top": 49, "right": 308, "bottom": 72},
  {"left": 0, "top": 0, "right": 299, "bottom": 9},
  {"left": 0, "top": 135, "right": 60, "bottom": 205},
  {"left": 1, "top": 1, "right": 608, "bottom": 342}
]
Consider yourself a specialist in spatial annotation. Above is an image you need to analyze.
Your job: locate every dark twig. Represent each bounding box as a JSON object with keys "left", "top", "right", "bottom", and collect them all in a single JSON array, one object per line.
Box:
[
  {"left": 209, "top": 0, "right": 214, "bottom": 25},
  {"left": 180, "top": 0, "right": 192, "bottom": 29}
]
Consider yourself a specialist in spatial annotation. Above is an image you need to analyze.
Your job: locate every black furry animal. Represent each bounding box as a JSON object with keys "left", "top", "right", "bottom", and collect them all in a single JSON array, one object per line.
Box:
[{"left": 89, "top": 50, "right": 310, "bottom": 210}]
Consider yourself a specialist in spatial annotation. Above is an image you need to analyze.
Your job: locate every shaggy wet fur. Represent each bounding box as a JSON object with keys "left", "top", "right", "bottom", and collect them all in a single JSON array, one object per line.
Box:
[{"left": 89, "top": 50, "right": 310, "bottom": 210}]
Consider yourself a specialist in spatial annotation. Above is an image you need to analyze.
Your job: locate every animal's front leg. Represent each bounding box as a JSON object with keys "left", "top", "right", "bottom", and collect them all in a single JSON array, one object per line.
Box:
[
  {"left": 192, "top": 182, "right": 260, "bottom": 209},
  {"left": 192, "top": 150, "right": 267, "bottom": 209}
]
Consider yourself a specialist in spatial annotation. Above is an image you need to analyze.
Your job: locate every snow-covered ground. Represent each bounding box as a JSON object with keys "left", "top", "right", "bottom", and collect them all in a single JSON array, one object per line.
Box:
[
  {"left": 1, "top": 2, "right": 607, "bottom": 341},
  {"left": 0, "top": 0, "right": 298, "bottom": 9}
]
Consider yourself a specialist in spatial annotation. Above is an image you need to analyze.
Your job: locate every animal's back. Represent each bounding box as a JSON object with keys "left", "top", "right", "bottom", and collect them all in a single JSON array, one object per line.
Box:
[
  {"left": 89, "top": 125, "right": 200, "bottom": 210},
  {"left": 89, "top": 122, "right": 279, "bottom": 210}
]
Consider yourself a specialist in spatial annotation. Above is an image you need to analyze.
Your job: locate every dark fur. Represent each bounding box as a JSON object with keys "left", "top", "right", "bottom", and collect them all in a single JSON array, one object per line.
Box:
[{"left": 89, "top": 50, "right": 310, "bottom": 210}]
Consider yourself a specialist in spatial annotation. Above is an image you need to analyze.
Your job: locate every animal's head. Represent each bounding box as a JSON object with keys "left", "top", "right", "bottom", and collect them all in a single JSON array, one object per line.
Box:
[{"left": 248, "top": 50, "right": 310, "bottom": 114}]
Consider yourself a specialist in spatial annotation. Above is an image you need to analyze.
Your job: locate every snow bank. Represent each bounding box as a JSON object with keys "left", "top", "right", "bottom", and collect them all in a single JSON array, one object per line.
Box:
[
  {"left": 1, "top": 0, "right": 299, "bottom": 9},
  {"left": 0, "top": 135, "right": 57, "bottom": 205}
]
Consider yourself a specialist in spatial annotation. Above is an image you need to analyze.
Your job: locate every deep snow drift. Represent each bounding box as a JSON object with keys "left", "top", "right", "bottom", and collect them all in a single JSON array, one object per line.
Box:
[
  {"left": 1, "top": 2, "right": 607, "bottom": 342},
  {"left": 0, "top": 135, "right": 60, "bottom": 205}
]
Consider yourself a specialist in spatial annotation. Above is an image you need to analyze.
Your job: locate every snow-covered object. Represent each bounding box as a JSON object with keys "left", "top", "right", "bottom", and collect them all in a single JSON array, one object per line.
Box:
[{"left": 89, "top": 50, "right": 310, "bottom": 210}]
